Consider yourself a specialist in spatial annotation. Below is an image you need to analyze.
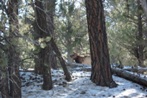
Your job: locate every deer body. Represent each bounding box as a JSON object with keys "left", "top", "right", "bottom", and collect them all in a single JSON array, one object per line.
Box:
[{"left": 70, "top": 53, "right": 91, "bottom": 65}]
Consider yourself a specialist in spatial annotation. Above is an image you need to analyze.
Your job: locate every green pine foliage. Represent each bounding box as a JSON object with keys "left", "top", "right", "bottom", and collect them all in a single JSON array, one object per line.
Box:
[
  {"left": 0, "top": 0, "right": 146, "bottom": 70},
  {"left": 55, "top": 0, "right": 89, "bottom": 61},
  {"left": 106, "top": 0, "right": 147, "bottom": 66}
]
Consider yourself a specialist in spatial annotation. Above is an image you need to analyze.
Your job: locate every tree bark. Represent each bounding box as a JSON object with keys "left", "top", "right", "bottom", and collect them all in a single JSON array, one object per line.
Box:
[
  {"left": 34, "top": 0, "right": 53, "bottom": 90},
  {"left": 7, "top": 0, "right": 21, "bottom": 97},
  {"left": 34, "top": 0, "right": 47, "bottom": 74},
  {"left": 68, "top": 62, "right": 147, "bottom": 87},
  {"left": 45, "top": 0, "right": 58, "bottom": 70},
  {"left": 112, "top": 68, "right": 147, "bottom": 87},
  {"left": 124, "top": 67, "right": 147, "bottom": 74},
  {"left": 85, "top": 0, "right": 117, "bottom": 88},
  {"left": 45, "top": 0, "right": 71, "bottom": 81},
  {"left": 42, "top": 46, "right": 53, "bottom": 90},
  {"left": 51, "top": 38, "right": 72, "bottom": 81},
  {"left": 137, "top": 0, "right": 144, "bottom": 67},
  {"left": 0, "top": 67, "right": 10, "bottom": 98}
]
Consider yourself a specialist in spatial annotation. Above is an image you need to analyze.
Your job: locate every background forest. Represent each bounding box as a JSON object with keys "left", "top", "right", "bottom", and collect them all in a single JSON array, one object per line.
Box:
[
  {"left": 0, "top": 0, "right": 147, "bottom": 69},
  {"left": 0, "top": 0, "right": 147, "bottom": 97}
]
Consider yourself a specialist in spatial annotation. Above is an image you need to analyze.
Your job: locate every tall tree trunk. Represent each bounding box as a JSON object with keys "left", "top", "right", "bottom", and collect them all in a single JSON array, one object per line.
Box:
[
  {"left": 7, "top": 0, "right": 21, "bottom": 97},
  {"left": 34, "top": 0, "right": 71, "bottom": 88},
  {"left": 34, "top": 0, "right": 53, "bottom": 90},
  {"left": 137, "top": 0, "right": 144, "bottom": 67},
  {"left": 1, "top": 78, "right": 9, "bottom": 98},
  {"left": 34, "top": 0, "right": 47, "bottom": 74},
  {"left": 41, "top": 46, "right": 53, "bottom": 90},
  {"left": 0, "top": 67, "right": 10, "bottom": 98},
  {"left": 85, "top": 0, "right": 117, "bottom": 88},
  {"left": 45, "top": 0, "right": 58, "bottom": 70},
  {"left": 34, "top": 0, "right": 58, "bottom": 74}
]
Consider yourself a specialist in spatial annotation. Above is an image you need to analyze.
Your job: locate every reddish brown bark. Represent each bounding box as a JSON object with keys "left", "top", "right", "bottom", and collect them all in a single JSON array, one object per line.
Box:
[{"left": 85, "top": 0, "right": 117, "bottom": 88}]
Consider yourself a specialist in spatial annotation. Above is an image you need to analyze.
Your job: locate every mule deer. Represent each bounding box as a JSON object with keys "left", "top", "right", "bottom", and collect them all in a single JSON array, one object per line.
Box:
[{"left": 70, "top": 53, "right": 91, "bottom": 65}]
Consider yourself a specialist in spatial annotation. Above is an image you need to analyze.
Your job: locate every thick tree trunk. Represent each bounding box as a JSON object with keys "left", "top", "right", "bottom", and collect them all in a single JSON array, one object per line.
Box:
[
  {"left": 0, "top": 78, "right": 10, "bottom": 98},
  {"left": 34, "top": 50, "right": 45, "bottom": 74},
  {"left": 34, "top": 0, "right": 58, "bottom": 73},
  {"left": 42, "top": 65, "right": 53, "bottom": 90},
  {"left": 46, "top": 0, "right": 71, "bottom": 81},
  {"left": 34, "top": 1, "right": 71, "bottom": 91},
  {"left": 45, "top": 0, "right": 58, "bottom": 70},
  {"left": 1, "top": 78, "right": 10, "bottom": 98},
  {"left": 85, "top": 0, "right": 117, "bottom": 88},
  {"left": 7, "top": 0, "right": 21, "bottom": 97},
  {"left": 42, "top": 46, "right": 53, "bottom": 90},
  {"left": 34, "top": 0, "right": 53, "bottom": 90},
  {"left": 34, "top": 0, "right": 47, "bottom": 74},
  {"left": 0, "top": 68, "right": 10, "bottom": 98},
  {"left": 8, "top": 55, "right": 21, "bottom": 98}
]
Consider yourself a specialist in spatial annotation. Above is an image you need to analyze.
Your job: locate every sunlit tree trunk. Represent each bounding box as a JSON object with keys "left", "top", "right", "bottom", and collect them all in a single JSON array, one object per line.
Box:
[
  {"left": 7, "top": 0, "right": 21, "bottom": 97},
  {"left": 85, "top": 0, "right": 117, "bottom": 88}
]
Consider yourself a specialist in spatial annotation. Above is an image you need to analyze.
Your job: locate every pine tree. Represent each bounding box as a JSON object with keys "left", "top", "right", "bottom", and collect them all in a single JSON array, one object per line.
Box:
[{"left": 85, "top": 0, "right": 117, "bottom": 88}]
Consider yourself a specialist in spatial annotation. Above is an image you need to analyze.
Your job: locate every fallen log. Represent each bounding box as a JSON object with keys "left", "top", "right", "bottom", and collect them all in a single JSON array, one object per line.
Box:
[
  {"left": 67, "top": 63, "right": 147, "bottom": 87},
  {"left": 111, "top": 68, "right": 147, "bottom": 87},
  {"left": 123, "top": 67, "right": 147, "bottom": 74}
]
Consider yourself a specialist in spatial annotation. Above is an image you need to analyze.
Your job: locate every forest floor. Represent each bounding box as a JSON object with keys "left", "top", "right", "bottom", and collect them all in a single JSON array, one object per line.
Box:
[{"left": 21, "top": 65, "right": 147, "bottom": 98}]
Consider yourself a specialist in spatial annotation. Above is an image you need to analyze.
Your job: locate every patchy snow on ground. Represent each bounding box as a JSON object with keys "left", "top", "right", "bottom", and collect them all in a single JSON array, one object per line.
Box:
[{"left": 21, "top": 66, "right": 147, "bottom": 98}]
